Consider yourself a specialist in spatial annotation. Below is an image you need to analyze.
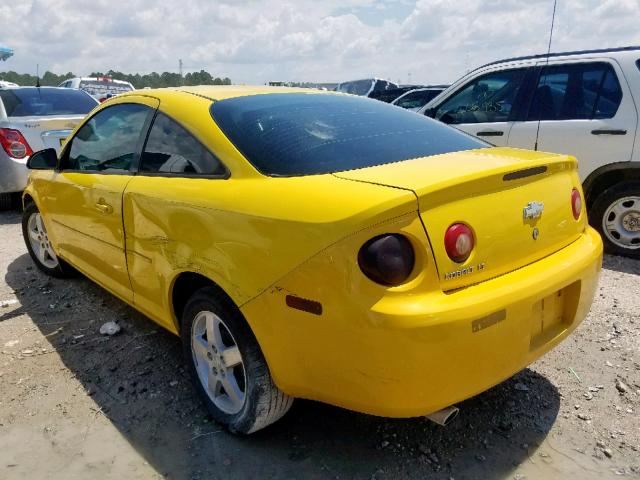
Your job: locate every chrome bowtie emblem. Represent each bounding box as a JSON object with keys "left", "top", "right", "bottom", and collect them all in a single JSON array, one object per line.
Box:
[{"left": 523, "top": 201, "right": 544, "bottom": 220}]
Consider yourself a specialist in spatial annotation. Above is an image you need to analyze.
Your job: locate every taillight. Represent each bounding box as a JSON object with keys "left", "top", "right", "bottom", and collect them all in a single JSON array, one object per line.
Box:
[
  {"left": 358, "top": 234, "right": 415, "bottom": 286},
  {"left": 0, "top": 128, "right": 33, "bottom": 159},
  {"left": 444, "top": 223, "right": 474, "bottom": 263},
  {"left": 571, "top": 188, "right": 582, "bottom": 220}
]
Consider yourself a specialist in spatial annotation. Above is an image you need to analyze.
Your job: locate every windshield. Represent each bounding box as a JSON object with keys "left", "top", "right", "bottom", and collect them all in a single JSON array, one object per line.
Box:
[
  {"left": 0, "top": 87, "right": 98, "bottom": 117},
  {"left": 211, "top": 93, "right": 488, "bottom": 176},
  {"left": 396, "top": 90, "right": 442, "bottom": 109},
  {"left": 79, "top": 80, "right": 134, "bottom": 97}
]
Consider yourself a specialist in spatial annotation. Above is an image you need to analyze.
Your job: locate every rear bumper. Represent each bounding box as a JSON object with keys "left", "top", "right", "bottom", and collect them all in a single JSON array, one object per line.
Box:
[
  {"left": 242, "top": 227, "right": 603, "bottom": 417},
  {"left": 0, "top": 153, "right": 28, "bottom": 193}
]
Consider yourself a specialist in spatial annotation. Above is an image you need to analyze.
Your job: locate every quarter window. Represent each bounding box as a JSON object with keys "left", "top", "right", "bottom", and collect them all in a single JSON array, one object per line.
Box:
[
  {"left": 434, "top": 69, "right": 527, "bottom": 124},
  {"left": 527, "top": 62, "right": 622, "bottom": 121},
  {"left": 64, "top": 103, "right": 150, "bottom": 172},
  {"left": 140, "top": 113, "right": 225, "bottom": 176}
]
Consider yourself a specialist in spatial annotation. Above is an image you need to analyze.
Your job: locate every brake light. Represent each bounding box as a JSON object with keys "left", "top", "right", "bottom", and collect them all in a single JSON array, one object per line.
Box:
[
  {"left": 444, "top": 223, "right": 474, "bottom": 263},
  {"left": 571, "top": 188, "right": 582, "bottom": 220},
  {"left": 0, "top": 128, "right": 33, "bottom": 159},
  {"left": 358, "top": 234, "right": 415, "bottom": 286}
]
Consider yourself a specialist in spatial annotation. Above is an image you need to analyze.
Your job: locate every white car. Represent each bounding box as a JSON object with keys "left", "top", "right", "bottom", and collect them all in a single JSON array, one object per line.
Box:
[
  {"left": 0, "top": 80, "right": 19, "bottom": 88},
  {"left": 420, "top": 46, "right": 640, "bottom": 258},
  {"left": 0, "top": 86, "right": 98, "bottom": 209},
  {"left": 58, "top": 76, "right": 135, "bottom": 103}
]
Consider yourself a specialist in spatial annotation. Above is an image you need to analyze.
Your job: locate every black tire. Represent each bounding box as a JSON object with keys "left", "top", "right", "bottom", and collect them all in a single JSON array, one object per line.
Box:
[
  {"left": 0, "top": 192, "right": 14, "bottom": 210},
  {"left": 22, "top": 202, "right": 75, "bottom": 277},
  {"left": 181, "top": 286, "right": 293, "bottom": 434},
  {"left": 589, "top": 181, "right": 640, "bottom": 259}
]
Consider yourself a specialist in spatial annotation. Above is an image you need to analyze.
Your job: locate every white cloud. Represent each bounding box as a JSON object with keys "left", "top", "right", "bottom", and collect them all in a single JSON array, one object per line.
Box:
[{"left": 1, "top": 0, "right": 639, "bottom": 85}]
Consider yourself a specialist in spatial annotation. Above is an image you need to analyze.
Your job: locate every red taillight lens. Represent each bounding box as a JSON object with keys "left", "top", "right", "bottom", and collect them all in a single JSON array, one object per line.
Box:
[
  {"left": 0, "top": 128, "right": 33, "bottom": 159},
  {"left": 444, "top": 223, "right": 474, "bottom": 263},
  {"left": 571, "top": 188, "right": 582, "bottom": 220}
]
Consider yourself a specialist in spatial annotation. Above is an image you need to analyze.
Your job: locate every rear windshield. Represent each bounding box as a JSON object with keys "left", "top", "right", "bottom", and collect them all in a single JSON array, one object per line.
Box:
[
  {"left": 211, "top": 93, "right": 487, "bottom": 176},
  {"left": 79, "top": 80, "right": 133, "bottom": 97},
  {"left": 0, "top": 87, "right": 98, "bottom": 117},
  {"left": 336, "top": 80, "right": 374, "bottom": 96}
]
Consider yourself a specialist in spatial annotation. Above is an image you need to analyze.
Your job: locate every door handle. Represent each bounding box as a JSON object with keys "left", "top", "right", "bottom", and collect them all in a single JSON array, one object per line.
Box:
[
  {"left": 591, "top": 129, "right": 627, "bottom": 135},
  {"left": 477, "top": 130, "right": 504, "bottom": 137},
  {"left": 95, "top": 200, "right": 113, "bottom": 214}
]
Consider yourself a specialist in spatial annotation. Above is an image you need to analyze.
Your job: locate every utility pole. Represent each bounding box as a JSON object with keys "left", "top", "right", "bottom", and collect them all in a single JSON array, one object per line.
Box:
[{"left": 179, "top": 59, "right": 183, "bottom": 85}]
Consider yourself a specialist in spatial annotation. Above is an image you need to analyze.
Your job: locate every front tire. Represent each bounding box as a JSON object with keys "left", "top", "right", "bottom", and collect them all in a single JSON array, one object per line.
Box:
[
  {"left": 22, "top": 202, "right": 75, "bottom": 277},
  {"left": 181, "top": 286, "right": 293, "bottom": 434},
  {"left": 590, "top": 181, "right": 640, "bottom": 259}
]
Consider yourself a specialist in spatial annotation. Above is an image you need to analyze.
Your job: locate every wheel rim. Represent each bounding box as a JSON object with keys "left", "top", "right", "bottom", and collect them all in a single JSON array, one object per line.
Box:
[
  {"left": 27, "top": 212, "right": 59, "bottom": 269},
  {"left": 602, "top": 196, "right": 640, "bottom": 250},
  {"left": 191, "top": 310, "right": 246, "bottom": 415}
]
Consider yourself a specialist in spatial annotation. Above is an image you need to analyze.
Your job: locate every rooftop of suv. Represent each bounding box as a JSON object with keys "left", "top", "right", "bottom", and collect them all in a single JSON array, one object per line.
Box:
[{"left": 474, "top": 45, "right": 640, "bottom": 73}]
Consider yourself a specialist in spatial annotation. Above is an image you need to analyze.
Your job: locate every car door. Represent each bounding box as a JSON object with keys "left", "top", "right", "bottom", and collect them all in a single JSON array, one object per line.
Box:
[
  {"left": 122, "top": 111, "right": 228, "bottom": 329},
  {"left": 507, "top": 59, "right": 638, "bottom": 181},
  {"left": 427, "top": 68, "right": 531, "bottom": 146},
  {"left": 42, "top": 98, "right": 158, "bottom": 301}
]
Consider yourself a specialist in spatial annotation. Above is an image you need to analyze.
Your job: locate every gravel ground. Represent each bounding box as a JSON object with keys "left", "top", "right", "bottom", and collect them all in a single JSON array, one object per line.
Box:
[{"left": 0, "top": 208, "right": 639, "bottom": 480}]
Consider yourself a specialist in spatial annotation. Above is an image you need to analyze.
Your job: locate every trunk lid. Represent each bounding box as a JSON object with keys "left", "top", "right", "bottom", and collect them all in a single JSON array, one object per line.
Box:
[
  {"left": 6, "top": 115, "right": 85, "bottom": 153},
  {"left": 334, "top": 147, "right": 586, "bottom": 290}
]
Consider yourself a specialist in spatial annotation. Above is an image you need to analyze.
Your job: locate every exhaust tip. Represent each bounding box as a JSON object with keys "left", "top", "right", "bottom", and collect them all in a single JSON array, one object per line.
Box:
[{"left": 425, "top": 405, "right": 459, "bottom": 426}]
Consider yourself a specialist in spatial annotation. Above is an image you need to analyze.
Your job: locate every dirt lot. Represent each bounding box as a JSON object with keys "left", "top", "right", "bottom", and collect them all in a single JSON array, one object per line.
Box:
[{"left": 0, "top": 209, "right": 639, "bottom": 480}]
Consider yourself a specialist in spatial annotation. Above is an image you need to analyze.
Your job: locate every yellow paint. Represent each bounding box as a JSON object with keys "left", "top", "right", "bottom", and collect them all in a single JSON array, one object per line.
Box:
[{"left": 24, "top": 86, "right": 603, "bottom": 417}]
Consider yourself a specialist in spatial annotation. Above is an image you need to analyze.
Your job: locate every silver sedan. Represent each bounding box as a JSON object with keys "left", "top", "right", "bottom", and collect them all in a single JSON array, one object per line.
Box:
[{"left": 0, "top": 86, "right": 98, "bottom": 209}]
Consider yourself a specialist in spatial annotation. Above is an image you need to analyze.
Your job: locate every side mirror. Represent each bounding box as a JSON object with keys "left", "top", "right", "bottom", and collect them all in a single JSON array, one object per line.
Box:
[
  {"left": 423, "top": 107, "right": 436, "bottom": 118},
  {"left": 26, "top": 148, "right": 58, "bottom": 170}
]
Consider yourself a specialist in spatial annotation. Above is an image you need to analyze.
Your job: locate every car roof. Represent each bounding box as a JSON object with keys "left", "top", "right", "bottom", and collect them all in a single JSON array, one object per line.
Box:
[
  {"left": 474, "top": 45, "right": 640, "bottom": 72},
  {"left": 73, "top": 77, "right": 133, "bottom": 85},
  {"left": 0, "top": 86, "right": 73, "bottom": 91},
  {"left": 123, "top": 85, "right": 333, "bottom": 102}
]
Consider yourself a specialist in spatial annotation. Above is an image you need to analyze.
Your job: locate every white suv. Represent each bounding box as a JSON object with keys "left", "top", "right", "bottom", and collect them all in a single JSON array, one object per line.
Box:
[{"left": 420, "top": 46, "right": 640, "bottom": 258}]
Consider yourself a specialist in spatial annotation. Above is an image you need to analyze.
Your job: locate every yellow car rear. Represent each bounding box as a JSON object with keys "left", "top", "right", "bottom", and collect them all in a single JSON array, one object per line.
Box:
[{"left": 21, "top": 86, "right": 603, "bottom": 433}]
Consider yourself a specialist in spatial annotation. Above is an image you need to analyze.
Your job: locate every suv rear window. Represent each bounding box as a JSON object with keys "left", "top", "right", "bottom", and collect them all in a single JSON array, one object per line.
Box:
[
  {"left": 0, "top": 87, "right": 97, "bottom": 117},
  {"left": 79, "top": 80, "right": 133, "bottom": 97},
  {"left": 211, "top": 93, "right": 488, "bottom": 176}
]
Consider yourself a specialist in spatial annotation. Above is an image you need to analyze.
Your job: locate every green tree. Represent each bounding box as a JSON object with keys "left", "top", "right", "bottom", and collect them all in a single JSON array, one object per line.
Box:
[{"left": 1, "top": 69, "right": 232, "bottom": 88}]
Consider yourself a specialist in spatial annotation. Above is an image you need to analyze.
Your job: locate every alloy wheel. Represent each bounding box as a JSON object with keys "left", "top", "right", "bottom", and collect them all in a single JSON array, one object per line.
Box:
[
  {"left": 191, "top": 310, "right": 246, "bottom": 415},
  {"left": 27, "top": 212, "right": 59, "bottom": 269}
]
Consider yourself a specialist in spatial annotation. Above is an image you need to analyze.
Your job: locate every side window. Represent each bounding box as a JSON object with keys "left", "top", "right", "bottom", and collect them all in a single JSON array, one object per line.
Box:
[
  {"left": 527, "top": 62, "right": 622, "bottom": 121},
  {"left": 64, "top": 103, "right": 150, "bottom": 172},
  {"left": 595, "top": 68, "right": 623, "bottom": 118},
  {"left": 434, "top": 69, "right": 527, "bottom": 124},
  {"left": 140, "top": 113, "right": 225, "bottom": 176}
]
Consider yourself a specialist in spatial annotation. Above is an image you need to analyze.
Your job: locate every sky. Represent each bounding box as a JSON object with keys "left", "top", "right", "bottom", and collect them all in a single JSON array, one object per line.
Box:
[{"left": 1, "top": 0, "right": 640, "bottom": 85}]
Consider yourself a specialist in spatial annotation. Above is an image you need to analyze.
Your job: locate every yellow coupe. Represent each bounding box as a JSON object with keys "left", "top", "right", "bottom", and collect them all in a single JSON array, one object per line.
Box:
[{"left": 22, "top": 86, "right": 602, "bottom": 433}]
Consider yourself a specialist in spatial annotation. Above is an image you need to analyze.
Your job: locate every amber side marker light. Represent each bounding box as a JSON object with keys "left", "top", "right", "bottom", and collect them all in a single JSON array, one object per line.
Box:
[{"left": 285, "top": 295, "right": 323, "bottom": 316}]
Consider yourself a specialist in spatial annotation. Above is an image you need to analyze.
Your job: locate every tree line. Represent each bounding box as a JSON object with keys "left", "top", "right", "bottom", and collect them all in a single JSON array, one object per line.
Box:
[{"left": 0, "top": 69, "right": 232, "bottom": 88}]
